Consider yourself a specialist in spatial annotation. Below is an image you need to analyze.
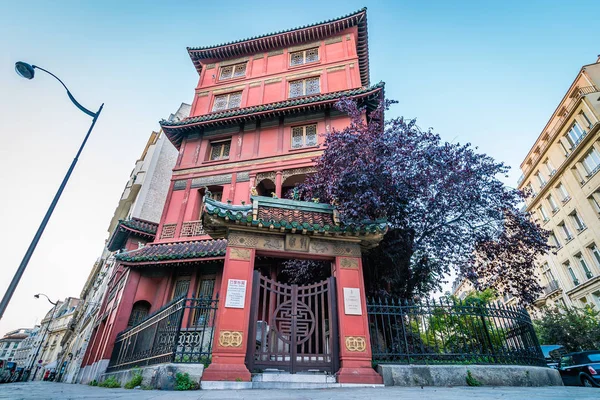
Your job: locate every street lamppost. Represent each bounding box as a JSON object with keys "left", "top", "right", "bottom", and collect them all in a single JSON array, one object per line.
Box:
[
  {"left": 28, "top": 294, "right": 59, "bottom": 381},
  {"left": 0, "top": 63, "right": 104, "bottom": 321}
]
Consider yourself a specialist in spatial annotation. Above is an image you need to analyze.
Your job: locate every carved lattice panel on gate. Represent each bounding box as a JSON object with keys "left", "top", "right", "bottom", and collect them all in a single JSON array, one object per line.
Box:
[{"left": 245, "top": 271, "right": 339, "bottom": 374}]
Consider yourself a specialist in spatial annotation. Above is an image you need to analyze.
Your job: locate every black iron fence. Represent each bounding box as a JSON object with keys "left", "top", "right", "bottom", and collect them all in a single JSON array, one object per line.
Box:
[
  {"left": 367, "top": 297, "right": 545, "bottom": 366},
  {"left": 106, "top": 296, "right": 218, "bottom": 372}
]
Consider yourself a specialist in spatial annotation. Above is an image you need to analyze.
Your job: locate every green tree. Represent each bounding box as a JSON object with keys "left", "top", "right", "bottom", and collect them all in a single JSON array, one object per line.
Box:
[{"left": 534, "top": 305, "right": 600, "bottom": 352}]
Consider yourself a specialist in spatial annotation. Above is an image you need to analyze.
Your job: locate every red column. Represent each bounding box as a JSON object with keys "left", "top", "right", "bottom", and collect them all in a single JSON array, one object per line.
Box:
[
  {"left": 333, "top": 256, "right": 382, "bottom": 384},
  {"left": 202, "top": 246, "right": 256, "bottom": 382},
  {"left": 275, "top": 171, "right": 283, "bottom": 198}
]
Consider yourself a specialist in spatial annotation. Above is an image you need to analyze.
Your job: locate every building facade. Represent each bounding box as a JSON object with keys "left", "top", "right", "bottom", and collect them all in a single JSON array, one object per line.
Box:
[
  {"left": 518, "top": 57, "right": 600, "bottom": 310},
  {"left": 60, "top": 106, "right": 188, "bottom": 384},
  {"left": 30, "top": 298, "right": 79, "bottom": 381},
  {"left": 12, "top": 326, "right": 39, "bottom": 370},
  {"left": 81, "top": 8, "right": 386, "bottom": 385},
  {"left": 0, "top": 329, "right": 31, "bottom": 363}
]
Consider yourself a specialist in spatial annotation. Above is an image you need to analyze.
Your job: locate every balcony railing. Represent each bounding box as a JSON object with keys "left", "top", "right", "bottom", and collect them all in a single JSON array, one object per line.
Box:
[
  {"left": 160, "top": 221, "right": 206, "bottom": 239},
  {"left": 542, "top": 280, "right": 560, "bottom": 295},
  {"left": 106, "top": 296, "right": 218, "bottom": 372}
]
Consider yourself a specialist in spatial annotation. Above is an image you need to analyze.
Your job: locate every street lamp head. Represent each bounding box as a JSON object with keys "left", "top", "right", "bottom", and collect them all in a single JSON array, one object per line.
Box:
[
  {"left": 15, "top": 61, "right": 35, "bottom": 80},
  {"left": 34, "top": 294, "right": 40, "bottom": 299}
]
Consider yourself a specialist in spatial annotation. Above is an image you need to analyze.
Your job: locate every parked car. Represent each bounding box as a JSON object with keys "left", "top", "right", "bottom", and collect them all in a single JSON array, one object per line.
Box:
[
  {"left": 540, "top": 345, "right": 565, "bottom": 369},
  {"left": 557, "top": 351, "right": 600, "bottom": 387}
]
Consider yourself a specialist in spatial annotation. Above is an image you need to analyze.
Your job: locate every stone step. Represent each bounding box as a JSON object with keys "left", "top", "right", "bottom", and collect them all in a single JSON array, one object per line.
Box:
[{"left": 252, "top": 372, "right": 336, "bottom": 384}]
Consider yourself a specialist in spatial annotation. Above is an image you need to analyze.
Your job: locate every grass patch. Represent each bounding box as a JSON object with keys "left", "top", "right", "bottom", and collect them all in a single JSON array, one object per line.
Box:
[
  {"left": 98, "top": 376, "right": 121, "bottom": 388},
  {"left": 175, "top": 372, "right": 199, "bottom": 390},
  {"left": 124, "top": 368, "right": 143, "bottom": 389},
  {"left": 466, "top": 370, "right": 482, "bottom": 387}
]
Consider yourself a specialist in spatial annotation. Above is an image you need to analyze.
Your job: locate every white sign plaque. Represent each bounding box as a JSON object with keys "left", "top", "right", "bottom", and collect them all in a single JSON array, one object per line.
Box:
[
  {"left": 343, "top": 287, "right": 362, "bottom": 315},
  {"left": 225, "top": 279, "right": 247, "bottom": 309}
]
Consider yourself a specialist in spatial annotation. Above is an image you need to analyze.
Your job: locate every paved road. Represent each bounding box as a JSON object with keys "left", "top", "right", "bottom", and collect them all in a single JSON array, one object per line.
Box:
[{"left": 0, "top": 382, "right": 597, "bottom": 400}]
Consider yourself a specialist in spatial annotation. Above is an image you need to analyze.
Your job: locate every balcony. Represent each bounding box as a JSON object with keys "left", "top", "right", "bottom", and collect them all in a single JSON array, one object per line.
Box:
[
  {"left": 160, "top": 220, "right": 206, "bottom": 240},
  {"left": 542, "top": 280, "right": 560, "bottom": 295}
]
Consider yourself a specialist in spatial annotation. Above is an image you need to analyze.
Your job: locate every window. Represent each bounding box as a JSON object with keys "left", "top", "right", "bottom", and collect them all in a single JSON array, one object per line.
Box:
[
  {"left": 537, "top": 205, "right": 549, "bottom": 222},
  {"left": 127, "top": 301, "right": 151, "bottom": 327},
  {"left": 580, "top": 111, "right": 593, "bottom": 129},
  {"left": 588, "top": 244, "right": 600, "bottom": 268},
  {"left": 291, "top": 124, "right": 318, "bottom": 149},
  {"left": 209, "top": 140, "right": 231, "bottom": 161},
  {"left": 589, "top": 195, "right": 600, "bottom": 215},
  {"left": 534, "top": 171, "right": 547, "bottom": 187},
  {"left": 565, "top": 121, "right": 585, "bottom": 147},
  {"left": 581, "top": 148, "right": 600, "bottom": 176},
  {"left": 219, "top": 62, "right": 247, "bottom": 80},
  {"left": 556, "top": 183, "right": 570, "bottom": 202},
  {"left": 565, "top": 261, "right": 579, "bottom": 286},
  {"left": 289, "top": 77, "right": 320, "bottom": 98},
  {"left": 559, "top": 140, "right": 570, "bottom": 156},
  {"left": 525, "top": 183, "right": 536, "bottom": 197},
  {"left": 575, "top": 253, "right": 593, "bottom": 279},
  {"left": 570, "top": 210, "right": 586, "bottom": 231},
  {"left": 547, "top": 194, "right": 559, "bottom": 213},
  {"left": 212, "top": 91, "right": 242, "bottom": 112},
  {"left": 289, "top": 48, "right": 319, "bottom": 66},
  {"left": 544, "top": 159, "right": 556, "bottom": 177},
  {"left": 549, "top": 232, "right": 561, "bottom": 248},
  {"left": 558, "top": 221, "right": 573, "bottom": 241},
  {"left": 172, "top": 277, "right": 191, "bottom": 300}
]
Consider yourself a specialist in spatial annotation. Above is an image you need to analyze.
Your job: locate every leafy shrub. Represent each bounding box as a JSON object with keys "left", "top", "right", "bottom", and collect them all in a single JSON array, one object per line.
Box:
[
  {"left": 98, "top": 376, "right": 121, "bottom": 388},
  {"left": 175, "top": 372, "right": 199, "bottom": 390},
  {"left": 124, "top": 369, "right": 143, "bottom": 389},
  {"left": 466, "top": 370, "right": 481, "bottom": 387},
  {"left": 88, "top": 380, "right": 98, "bottom": 386}
]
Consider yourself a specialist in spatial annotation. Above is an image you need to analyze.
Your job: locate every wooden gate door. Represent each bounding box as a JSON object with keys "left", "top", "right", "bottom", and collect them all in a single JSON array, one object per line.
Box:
[{"left": 246, "top": 271, "right": 339, "bottom": 374}]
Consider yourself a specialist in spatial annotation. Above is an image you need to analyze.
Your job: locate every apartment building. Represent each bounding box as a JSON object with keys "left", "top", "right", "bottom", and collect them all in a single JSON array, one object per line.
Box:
[{"left": 518, "top": 56, "right": 600, "bottom": 310}]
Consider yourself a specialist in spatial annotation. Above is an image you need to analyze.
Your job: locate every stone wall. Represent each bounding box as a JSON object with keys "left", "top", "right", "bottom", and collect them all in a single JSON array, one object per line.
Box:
[
  {"left": 99, "top": 363, "right": 204, "bottom": 390},
  {"left": 377, "top": 365, "right": 563, "bottom": 387}
]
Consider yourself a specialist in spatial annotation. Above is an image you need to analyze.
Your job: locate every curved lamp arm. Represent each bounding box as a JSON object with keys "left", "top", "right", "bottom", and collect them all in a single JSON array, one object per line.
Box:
[
  {"left": 31, "top": 65, "right": 97, "bottom": 118},
  {"left": 34, "top": 293, "right": 57, "bottom": 306}
]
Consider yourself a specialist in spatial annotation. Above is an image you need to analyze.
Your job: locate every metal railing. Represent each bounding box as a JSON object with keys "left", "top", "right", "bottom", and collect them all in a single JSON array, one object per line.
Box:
[
  {"left": 106, "top": 296, "right": 218, "bottom": 372},
  {"left": 367, "top": 297, "right": 545, "bottom": 366},
  {"left": 542, "top": 280, "right": 560, "bottom": 295}
]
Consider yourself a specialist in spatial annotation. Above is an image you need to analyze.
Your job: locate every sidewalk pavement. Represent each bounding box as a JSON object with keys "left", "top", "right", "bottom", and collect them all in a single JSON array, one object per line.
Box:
[{"left": 0, "top": 381, "right": 597, "bottom": 400}]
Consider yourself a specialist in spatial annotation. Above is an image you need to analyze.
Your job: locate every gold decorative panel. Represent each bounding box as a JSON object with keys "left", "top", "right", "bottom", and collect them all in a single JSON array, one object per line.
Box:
[
  {"left": 339, "top": 257, "right": 359, "bottom": 269},
  {"left": 218, "top": 331, "right": 243, "bottom": 347},
  {"left": 345, "top": 336, "right": 367, "bottom": 352},
  {"left": 229, "top": 247, "right": 252, "bottom": 261},
  {"left": 285, "top": 234, "right": 310, "bottom": 252}
]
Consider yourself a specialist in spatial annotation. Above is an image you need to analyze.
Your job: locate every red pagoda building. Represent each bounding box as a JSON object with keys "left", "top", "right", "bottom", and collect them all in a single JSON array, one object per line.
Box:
[{"left": 82, "top": 8, "right": 387, "bottom": 387}]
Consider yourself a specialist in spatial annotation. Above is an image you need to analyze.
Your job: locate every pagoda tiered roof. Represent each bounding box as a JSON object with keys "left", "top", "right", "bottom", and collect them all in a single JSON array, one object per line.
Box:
[
  {"left": 161, "top": 82, "right": 384, "bottom": 149},
  {"left": 188, "top": 8, "right": 370, "bottom": 86},
  {"left": 115, "top": 239, "right": 227, "bottom": 266},
  {"left": 203, "top": 195, "right": 388, "bottom": 238},
  {"left": 106, "top": 218, "right": 159, "bottom": 252}
]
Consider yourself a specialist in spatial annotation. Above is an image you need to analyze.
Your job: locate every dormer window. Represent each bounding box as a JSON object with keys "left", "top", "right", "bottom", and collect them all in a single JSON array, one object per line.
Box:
[
  {"left": 212, "top": 91, "right": 242, "bottom": 112},
  {"left": 289, "top": 77, "right": 320, "bottom": 98},
  {"left": 290, "top": 48, "right": 319, "bottom": 66},
  {"left": 219, "top": 63, "right": 247, "bottom": 80}
]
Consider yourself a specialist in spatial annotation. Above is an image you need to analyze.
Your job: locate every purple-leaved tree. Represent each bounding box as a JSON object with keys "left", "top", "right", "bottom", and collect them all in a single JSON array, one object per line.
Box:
[{"left": 295, "top": 99, "right": 550, "bottom": 304}]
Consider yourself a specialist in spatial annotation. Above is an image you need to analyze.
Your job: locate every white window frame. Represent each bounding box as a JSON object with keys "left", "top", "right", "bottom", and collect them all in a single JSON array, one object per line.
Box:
[
  {"left": 537, "top": 205, "right": 549, "bottom": 222},
  {"left": 565, "top": 261, "right": 579, "bottom": 286},
  {"left": 566, "top": 121, "right": 585, "bottom": 147},
  {"left": 575, "top": 253, "right": 593, "bottom": 279},
  {"left": 556, "top": 183, "right": 570, "bottom": 202},
  {"left": 570, "top": 211, "right": 586, "bottom": 231},
  {"left": 582, "top": 148, "right": 600, "bottom": 175},
  {"left": 558, "top": 221, "right": 573, "bottom": 241},
  {"left": 289, "top": 48, "right": 319, "bottom": 66},
  {"left": 535, "top": 171, "right": 547, "bottom": 187},
  {"left": 547, "top": 194, "right": 559, "bottom": 213},
  {"left": 218, "top": 62, "right": 247, "bottom": 81},
  {"left": 544, "top": 159, "right": 556, "bottom": 176}
]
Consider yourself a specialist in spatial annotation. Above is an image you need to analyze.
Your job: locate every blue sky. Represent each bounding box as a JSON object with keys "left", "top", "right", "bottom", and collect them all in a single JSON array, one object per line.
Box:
[{"left": 0, "top": 0, "right": 598, "bottom": 335}]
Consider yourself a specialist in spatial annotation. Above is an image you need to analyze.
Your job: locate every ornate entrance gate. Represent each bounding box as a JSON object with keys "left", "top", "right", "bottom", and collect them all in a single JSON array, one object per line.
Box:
[{"left": 246, "top": 271, "right": 339, "bottom": 374}]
